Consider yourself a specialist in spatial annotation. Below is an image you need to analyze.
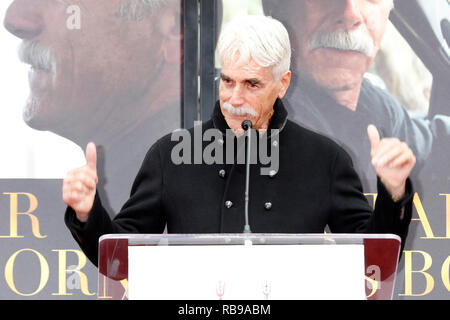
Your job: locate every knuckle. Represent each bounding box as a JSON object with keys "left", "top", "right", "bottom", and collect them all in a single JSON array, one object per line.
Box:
[
  {"left": 78, "top": 171, "right": 86, "bottom": 181},
  {"left": 73, "top": 181, "right": 82, "bottom": 191}
]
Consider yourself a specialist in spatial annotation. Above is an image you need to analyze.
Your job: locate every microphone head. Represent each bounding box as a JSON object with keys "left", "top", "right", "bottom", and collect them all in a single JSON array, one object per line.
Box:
[{"left": 241, "top": 120, "right": 253, "bottom": 131}]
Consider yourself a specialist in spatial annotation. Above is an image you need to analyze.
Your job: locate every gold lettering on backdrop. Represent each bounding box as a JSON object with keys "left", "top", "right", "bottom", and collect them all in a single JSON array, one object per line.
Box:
[
  {"left": 0, "top": 192, "right": 46, "bottom": 239},
  {"left": 365, "top": 265, "right": 381, "bottom": 298},
  {"left": 361, "top": 192, "right": 449, "bottom": 239},
  {"left": 121, "top": 279, "right": 128, "bottom": 299},
  {"left": 400, "top": 250, "right": 434, "bottom": 297},
  {"left": 412, "top": 193, "right": 435, "bottom": 239},
  {"left": 98, "top": 275, "right": 113, "bottom": 299},
  {"left": 51, "top": 250, "right": 95, "bottom": 296},
  {"left": 439, "top": 194, "right": 450, "bottom": 238},
  {"left": 365, "top": 276, "right": 379, "bottom": 299},
  {"left": 4, "top": 249, "right": 50, "bottom": 296},
  {"left": 98, "top": 277, "right": 128, "bottom": 299},
  {"left": 442, "top": 255, "right": 450, "bottom": 292}
]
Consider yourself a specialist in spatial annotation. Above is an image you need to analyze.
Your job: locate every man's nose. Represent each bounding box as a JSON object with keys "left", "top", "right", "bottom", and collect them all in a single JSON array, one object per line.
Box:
[
  {"left": 335, "top": 0, "right": 363, "bottom": 30},
  {"left": 229, "top": 85, "right": 245, "bottom": 106},
  {"left": 4, "top": 0, "right": 44, "bottom": 40}
]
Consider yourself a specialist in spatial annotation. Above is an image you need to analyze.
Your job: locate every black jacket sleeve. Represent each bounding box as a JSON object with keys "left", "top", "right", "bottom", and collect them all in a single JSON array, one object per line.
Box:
[
  {"left": 328, "top": 147, "right": 413, "bottom": 248},
  {"left": 64, "top": 139, "right": 167, "bottom": 267}
]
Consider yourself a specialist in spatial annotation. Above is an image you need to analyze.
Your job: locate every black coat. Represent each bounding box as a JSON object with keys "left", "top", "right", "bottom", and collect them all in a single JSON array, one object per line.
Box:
[{"left": 65, "top": 99, "right": 413, "bottom": 266}]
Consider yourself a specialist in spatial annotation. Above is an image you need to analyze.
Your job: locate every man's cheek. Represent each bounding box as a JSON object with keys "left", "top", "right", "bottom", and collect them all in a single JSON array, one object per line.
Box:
[
  {"left": 365, "top": 9, "right": 389, "bottom": 40},
  {"left": 219, "top": 87, "right": 232, "bottom": 103}
]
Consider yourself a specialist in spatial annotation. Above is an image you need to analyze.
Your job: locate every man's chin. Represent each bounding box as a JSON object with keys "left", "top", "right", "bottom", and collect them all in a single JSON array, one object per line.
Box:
[
  {"left": 22, "top": 99, "right": 54, "bottom": 131},
  {"left": 23, "top": 115, "right": 48, "bottom": 131}
]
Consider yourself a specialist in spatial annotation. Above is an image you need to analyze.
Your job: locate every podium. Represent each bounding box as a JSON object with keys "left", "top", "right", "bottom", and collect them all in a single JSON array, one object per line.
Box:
[{"left": 98, "top": 233, "right": 401, "bottom": 300}]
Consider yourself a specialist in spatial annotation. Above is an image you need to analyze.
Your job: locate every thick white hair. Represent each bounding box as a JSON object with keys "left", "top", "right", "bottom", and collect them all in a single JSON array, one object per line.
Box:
[{"left": 217, "top": 15, "right": 291, "bottom": 82}]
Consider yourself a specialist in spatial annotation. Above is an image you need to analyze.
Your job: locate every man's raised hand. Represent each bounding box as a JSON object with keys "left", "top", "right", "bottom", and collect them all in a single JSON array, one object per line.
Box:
[
  {"left": 367, "top": 125, "right": 416, "bottom": 201},
  {"left": 62, "top": 142, "right": 98, "bottom": 222}
]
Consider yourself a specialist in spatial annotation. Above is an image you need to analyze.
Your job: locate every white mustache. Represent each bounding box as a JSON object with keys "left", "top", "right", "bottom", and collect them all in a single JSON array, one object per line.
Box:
[
  {"left": 308, "top": 28, "right": 375, "bottom": 57},
  {"left": 223, "top": 102, "right": 258, "bottom": 118},
  {"left": 18, "top": 40, "right": 57, "bottom": 74}
]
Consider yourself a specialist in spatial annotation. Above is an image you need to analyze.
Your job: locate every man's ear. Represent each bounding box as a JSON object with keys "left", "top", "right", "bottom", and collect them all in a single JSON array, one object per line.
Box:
[
  {"left": 158, "top": 5, "right": 184, "bottom": 64},
  {"left": 277, "top": 71, "right": 292, "bottom": 99}
]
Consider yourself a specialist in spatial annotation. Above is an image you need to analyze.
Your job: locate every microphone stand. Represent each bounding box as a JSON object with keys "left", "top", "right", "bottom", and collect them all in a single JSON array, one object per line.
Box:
[{"left": 242, "top": 120, "right": 253, "bottom": 234}]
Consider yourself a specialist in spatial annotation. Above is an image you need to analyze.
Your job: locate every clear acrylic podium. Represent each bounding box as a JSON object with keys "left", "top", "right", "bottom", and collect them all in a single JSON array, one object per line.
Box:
[{"left": 98, "top": 233, "right": 401, "bottom": 300}]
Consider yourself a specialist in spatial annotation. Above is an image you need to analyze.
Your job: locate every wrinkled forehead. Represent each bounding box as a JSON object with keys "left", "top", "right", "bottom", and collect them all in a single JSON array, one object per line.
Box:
[
  {"left": 221, "top": 55, "right": 275, "bottom": 81},
  {"left": 220, "top": 50, "right": 261, "bottom": 72}
]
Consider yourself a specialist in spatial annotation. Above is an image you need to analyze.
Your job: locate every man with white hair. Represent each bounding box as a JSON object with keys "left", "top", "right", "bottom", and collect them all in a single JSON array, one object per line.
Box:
[
  {"left": 262, "top": 0, "right": 450, "bottom": 190},
  {"left": 63, "top": 15, "right": 415, "bottom": 267},
  {"left": 4, "top": 0, "right": 183, "bottom": 212}
]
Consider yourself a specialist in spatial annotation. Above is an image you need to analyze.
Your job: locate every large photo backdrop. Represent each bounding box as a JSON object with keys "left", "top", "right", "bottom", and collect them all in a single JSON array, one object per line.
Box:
[
  {"left": 0, "top": 0, "right": 183, "bottom": 299},
  {"left": 256, "top": 0, "right": 450, "bottom": 299},
  {"left": 217, "top": 0, "right": 450, "bottom": 300}
]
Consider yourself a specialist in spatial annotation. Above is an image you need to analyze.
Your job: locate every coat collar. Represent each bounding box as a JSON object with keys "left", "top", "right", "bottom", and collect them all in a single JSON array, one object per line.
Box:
[{"left": 211, "top": 98, "right": 289, "bottom": 135}]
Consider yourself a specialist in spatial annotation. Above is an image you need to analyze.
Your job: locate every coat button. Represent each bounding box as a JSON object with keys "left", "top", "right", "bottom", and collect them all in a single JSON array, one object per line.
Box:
[
  {"left": 264, "top": 202, "right": 272, "bottom": 211},
  {"left": 272, "top": 140, "right": 278, "bottom": 147},
  {"left": 269, "top": 170, "right": 277, "bottom": 178},
  {"left": 225, "top": 201, "right": 233, "bottom": 209},
  {"left": 219, "top": 169, "right": 226, "bottom": 178}
]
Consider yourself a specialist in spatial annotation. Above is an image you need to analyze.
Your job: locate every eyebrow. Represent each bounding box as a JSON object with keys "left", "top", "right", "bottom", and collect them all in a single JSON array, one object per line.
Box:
[
  {"left": 220, "top": 73, "right": 264, "bottom": 87},
  {"left": 220, "top": 73, "right": 232, "bottom": 81},
  {"left": 246, "top": 78, "right": 261, "bottom": 86}
]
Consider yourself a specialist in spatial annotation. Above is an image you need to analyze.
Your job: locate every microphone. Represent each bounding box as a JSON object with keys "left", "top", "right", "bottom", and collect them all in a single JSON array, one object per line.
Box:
[
  {"left": 241, "top": 120, "right": 253, "bottom": 234},
  {"left": 241, "top": 120, "right": 253, "bottom": 131}
]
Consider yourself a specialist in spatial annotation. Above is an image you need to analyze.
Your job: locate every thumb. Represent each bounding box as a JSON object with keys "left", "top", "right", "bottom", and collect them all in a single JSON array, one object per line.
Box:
[
  {"left": 367, "top": 124, "right": 380, "bottom": 152},
  {"left": 85, "top": 142, "right": 97, "bottom": 171}
]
